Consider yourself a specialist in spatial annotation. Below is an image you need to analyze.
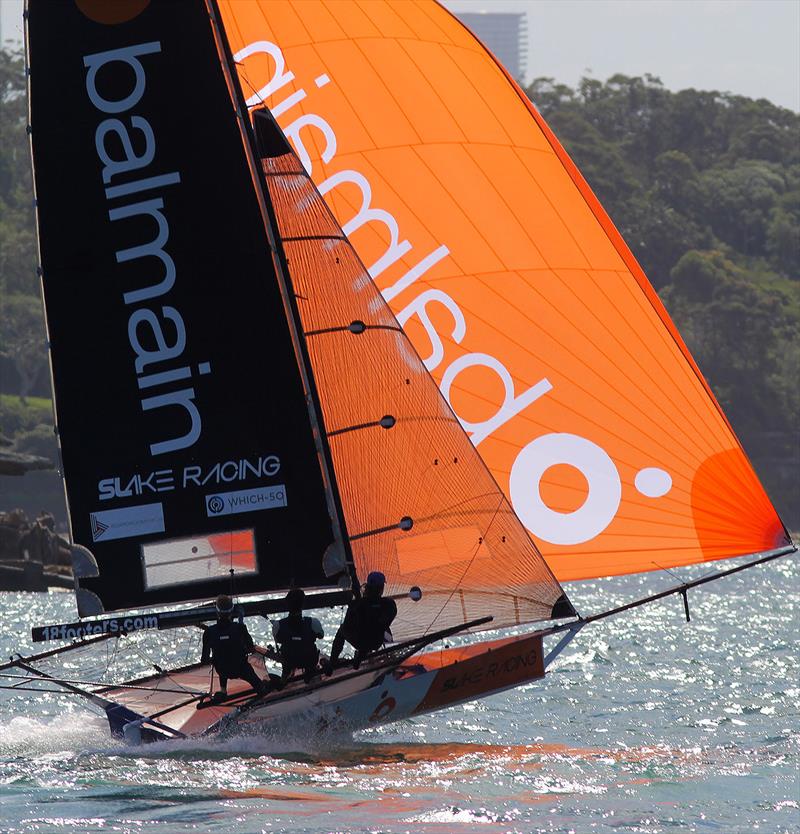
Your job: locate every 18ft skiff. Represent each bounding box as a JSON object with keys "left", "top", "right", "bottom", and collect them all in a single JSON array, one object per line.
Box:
[{"left": 2, "top": 0, "right": 794, "bottom": 743}]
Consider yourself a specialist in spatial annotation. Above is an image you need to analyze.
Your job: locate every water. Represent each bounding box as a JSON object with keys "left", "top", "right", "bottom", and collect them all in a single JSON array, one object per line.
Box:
[{"left": 1, "top": 558, "right": 797, "bottom": 834}]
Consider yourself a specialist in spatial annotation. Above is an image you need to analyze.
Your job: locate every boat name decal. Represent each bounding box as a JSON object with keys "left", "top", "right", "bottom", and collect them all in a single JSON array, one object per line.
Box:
[
  {"left": 83, "top": 41, "right": 212, "bottom": 458},
  {"left": 97, "top": 455, "right": 281, "bottom": 500},
  {"left": 441, "top": 648, "right": 539, "bottom": 692}
]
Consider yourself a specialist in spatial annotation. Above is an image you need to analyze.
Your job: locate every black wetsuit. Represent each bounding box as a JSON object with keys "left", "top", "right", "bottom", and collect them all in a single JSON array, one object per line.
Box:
[
  {"left": 331, "top": 595, "right": 398, "bottom": 663},
  {"left": 274, "top": 614, "right": 323, "bottom": 682},
  {"left": 201, "top": 619, "right": 263, "bottom": 692}
]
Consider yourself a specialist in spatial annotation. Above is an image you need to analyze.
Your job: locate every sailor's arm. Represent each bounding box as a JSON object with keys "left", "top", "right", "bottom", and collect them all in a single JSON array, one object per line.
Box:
[
  {"left": 329, "top": 625, "right": 345, "bottom": 664},
  {"left": 271, "top": 619, "right": 282, "bottom": 644},
  {"left": 239, "top": 622, "right": 255, "bottom": 653},
  {"left": 383, "top": 598, "right": 398, "bottom": 627},
  {"left": 328, "top": 602, "right": 356, "bottom": 666},
  {"left": 200, "top": 628, "right": 211, "bottom": 664}
]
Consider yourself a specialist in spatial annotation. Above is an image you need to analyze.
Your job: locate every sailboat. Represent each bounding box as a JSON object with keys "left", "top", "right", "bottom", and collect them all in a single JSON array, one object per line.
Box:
[{"left": 2, "top": 0, "right": 793, "bottom": 744}]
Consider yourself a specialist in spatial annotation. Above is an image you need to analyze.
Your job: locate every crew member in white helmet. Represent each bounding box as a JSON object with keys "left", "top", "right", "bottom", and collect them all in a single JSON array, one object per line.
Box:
[{"left": 201, "top": 595, "right": 268, "bottom": 701}]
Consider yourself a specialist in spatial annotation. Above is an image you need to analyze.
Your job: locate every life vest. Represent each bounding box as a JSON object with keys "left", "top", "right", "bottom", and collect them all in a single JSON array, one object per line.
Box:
[
  {"left": 275, "top": 615, "right": 319, "bottom": 669},
  {"left": 205, "top": 621, "right": 253, "bottom": 675},
  {"left": 347, "top": 597, "right": 397, "bottom": 652}
]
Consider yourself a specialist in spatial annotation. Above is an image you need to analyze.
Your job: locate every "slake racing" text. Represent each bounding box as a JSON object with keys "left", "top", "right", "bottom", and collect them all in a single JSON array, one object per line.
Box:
[
  {"left": 98, "top": 454, "right": 280, "bottom": 500},
  {"left": 440, "top": 648, "right": 540, "bottom": 692}
]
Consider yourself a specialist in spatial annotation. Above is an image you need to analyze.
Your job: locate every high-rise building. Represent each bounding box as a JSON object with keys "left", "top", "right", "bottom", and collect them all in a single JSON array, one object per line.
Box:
[{"left": 454, "top": 12, "right": 527, "bottom": 81}]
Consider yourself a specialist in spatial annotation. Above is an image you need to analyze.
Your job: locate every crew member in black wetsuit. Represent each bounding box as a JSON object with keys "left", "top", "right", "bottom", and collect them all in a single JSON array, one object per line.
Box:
[
  {"left": 201, "top": 595, "right": 267, "bottom": 701},
  {"left": 272, "top": 588, "right": 324, "bottom": 684},
  {"left": 327, "top": 571, "right": 397, "bottom": 671}
]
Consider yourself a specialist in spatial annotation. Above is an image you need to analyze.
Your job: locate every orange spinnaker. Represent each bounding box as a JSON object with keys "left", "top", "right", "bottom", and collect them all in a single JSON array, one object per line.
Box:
[{"left": 218, "top": 0, "right": 789, "bottom": 581}]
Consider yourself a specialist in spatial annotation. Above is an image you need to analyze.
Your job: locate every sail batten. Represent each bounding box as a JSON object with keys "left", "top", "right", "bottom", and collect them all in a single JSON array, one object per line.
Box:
[{"left": 219, "top": 0, "right": 791, "bottom": 581}]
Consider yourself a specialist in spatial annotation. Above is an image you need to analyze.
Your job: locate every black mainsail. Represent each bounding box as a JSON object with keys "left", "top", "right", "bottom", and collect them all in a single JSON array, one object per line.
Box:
[{"left": 27, "top": 0, "right": 342, "bottom": 613}]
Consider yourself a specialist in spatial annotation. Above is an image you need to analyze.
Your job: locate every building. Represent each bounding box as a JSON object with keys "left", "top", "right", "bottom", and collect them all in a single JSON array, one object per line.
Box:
[{"left": 454, "top": 12, "right": 527, "bottom": 81}]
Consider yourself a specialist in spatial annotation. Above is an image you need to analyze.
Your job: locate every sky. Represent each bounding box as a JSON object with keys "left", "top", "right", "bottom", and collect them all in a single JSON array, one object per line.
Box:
[
  {"left": 1, "top": 0, "right": 798, "bottom": 111},
  {"left": 444, "top": 0, "right": 800, "bottom": 111}
]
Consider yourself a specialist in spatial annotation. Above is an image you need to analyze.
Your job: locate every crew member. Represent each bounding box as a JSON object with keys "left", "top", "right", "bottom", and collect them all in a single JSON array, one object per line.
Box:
[
  {"left": 328, "top": 571, "right": 397, "bottom": 670},
  {"left": 272, "top": 588, "right": 324, "bottom": 684},
  {"left": 201, "top": 595, "right": 267, "bottom": 701}
]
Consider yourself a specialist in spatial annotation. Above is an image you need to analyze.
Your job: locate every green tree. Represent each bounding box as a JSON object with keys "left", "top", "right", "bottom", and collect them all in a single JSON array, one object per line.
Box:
[
  {"left": 541, "top": 109, "right": 642, "bottom": 210},
  {"left": 620, "top": 196, "right": 707, "bottom": 289},
  {"left": 652, "top": 151, "right": 702, "bottom": 211},
  {"left": 699, "top": 161, "right": 785, "bottom": 255},
  {"left": 526, "top": 77, "right": 576, "bottom": 115},
  {"left": 0, "top": 292, "right": 47, "bottom": 405},
  {"left": 767, "top": 208, "right": 800, "bottom": 277},
  {"left": 1, "top": 45, "right": 45, "bottom": 407},
  {"left": 662, "top": 250, "right": 794, "bottom": 442},
  {"left": 0, "top": 47, "right": 37, "bottom": 296}
]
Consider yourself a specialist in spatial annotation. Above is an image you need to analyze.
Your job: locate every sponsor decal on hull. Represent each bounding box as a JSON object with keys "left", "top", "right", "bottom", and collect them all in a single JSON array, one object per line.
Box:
[{"left": 414, "top": 634, "right": 544, "bottom": 714}]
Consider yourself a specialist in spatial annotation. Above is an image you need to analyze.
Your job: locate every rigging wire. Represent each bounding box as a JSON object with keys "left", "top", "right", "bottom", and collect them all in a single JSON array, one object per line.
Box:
[
  {"left": 652, "top": 561, "right": 688, "bottom": 584},
  {"left": 0, "top": 671, "right": 205, "bottom": 695},
  {"left": 0, "top": 686, "right": 107, "bottom": 697}
]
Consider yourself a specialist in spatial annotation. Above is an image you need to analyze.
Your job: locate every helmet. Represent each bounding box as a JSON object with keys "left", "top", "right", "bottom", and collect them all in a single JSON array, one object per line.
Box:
[
  {"left": 366, "top": 571, "right": 386, "bottom": 589},
  {"left": 285, "top": 587, "right": 305, "bottom": 612},
  {"left": 215, "top": 594, "right": 234, "bottom": 616}
]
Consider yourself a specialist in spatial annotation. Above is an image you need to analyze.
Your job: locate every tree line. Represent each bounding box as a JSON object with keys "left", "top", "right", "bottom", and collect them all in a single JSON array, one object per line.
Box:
[{"left": 1, "top": 47, "right": 797, "bottom": 524}]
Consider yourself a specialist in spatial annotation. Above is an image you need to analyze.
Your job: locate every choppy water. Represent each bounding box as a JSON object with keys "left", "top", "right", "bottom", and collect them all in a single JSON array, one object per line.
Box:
[{"left": 1, "top": 557, "right": 797, "bottom": 834}]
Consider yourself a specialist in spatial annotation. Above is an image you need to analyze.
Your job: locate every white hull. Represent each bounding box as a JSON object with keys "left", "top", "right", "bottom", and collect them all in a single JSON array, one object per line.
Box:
[{"left": 106, "top": 632, "right": 546, "bottom": 743}]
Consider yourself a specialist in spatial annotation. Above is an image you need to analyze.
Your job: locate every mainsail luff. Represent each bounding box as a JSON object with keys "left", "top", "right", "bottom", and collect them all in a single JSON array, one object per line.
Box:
[{"left": 251, "top": 106, "right": 572, "bottom": 640}]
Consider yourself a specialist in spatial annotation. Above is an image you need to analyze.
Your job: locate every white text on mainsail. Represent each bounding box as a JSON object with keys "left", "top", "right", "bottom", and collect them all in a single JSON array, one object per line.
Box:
[
  {"left": 83, "top": 41, "right": 211, "bottom": 457},
  {"left": 97, "top": 454, "right": 281, "bottom": 500}
]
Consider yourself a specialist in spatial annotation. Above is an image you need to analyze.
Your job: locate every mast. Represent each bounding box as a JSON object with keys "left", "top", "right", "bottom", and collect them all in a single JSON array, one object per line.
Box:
[{"left": 205, "top": 0, "right": 360, "bottom": 595}]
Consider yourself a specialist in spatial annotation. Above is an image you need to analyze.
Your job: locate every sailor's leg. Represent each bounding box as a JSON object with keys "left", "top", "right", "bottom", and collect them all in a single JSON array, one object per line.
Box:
[
  {"left": 239, "top": 661, "right": 267, "bottom": 694},
  {"left": 211, "top": 670, "right": 229, "bottom": 703},
  {"left": 303, "top": 649, "right": 321, "bottom": 684}
]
